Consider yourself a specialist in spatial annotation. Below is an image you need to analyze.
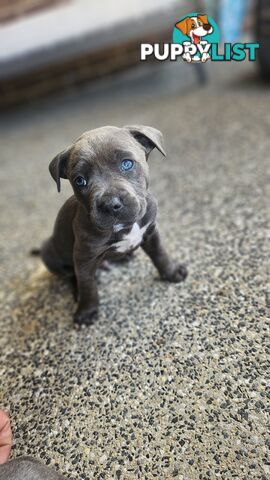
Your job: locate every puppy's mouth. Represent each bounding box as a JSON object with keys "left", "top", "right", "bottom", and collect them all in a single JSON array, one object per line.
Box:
[
  {"left": 90, "top": 202, "right": 146, "bottom": 233},
  {"left": 191, "top": 25, "right": 213, "bottom": 43},
  {"left": 93, "top": 214, "right": 138, "bottom": 233},
  {"left": 87, "top": 186, "right": 148, "bottom": 232},
  {"left": 191, "top": 32, "right": 200, "bottom": 44}
]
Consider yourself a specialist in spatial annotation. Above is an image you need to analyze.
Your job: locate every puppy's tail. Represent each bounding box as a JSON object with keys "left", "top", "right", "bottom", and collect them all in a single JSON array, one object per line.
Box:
[{"left": 30, "top": 248, "right": 41, "bottom": 256}]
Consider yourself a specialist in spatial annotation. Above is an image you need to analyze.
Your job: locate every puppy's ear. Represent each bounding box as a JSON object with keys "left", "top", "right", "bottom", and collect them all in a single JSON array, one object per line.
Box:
[
  {"left": 124, "top": 125, "right": 166, "bottom": 158},
  {"left": 198, "top": 14, "right": 208, "bottom": 25},
  {"left": 49, "top": 146, "right": 72, "bottom": 193},
  {"left": 175, "top": 17, "right": 189, "bottom": 35}
]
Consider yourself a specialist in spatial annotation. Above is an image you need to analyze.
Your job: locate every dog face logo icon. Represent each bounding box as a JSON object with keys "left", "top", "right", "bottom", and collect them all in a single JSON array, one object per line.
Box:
[
  {"left": 173, "top": 12, "right": 220, "bottom": 63},
  {"left": 175, "top": 15, "right": 213, "bottom": 45}
]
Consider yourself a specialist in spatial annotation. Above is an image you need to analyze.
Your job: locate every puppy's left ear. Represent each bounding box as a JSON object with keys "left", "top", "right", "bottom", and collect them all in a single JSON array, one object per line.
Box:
[
  {"left": 124, "top": 125, "right": 166, "bottom": 158},
  {"left": 49, "top": 146, "right": 72, "bottom": 193},
  {"left": 198, "top": 14, "right": 209, "bottom": 24}
]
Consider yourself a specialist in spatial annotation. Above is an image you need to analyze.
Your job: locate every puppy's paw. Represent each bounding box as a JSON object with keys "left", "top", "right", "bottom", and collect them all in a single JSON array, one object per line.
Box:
[
  {"left": 201, "top": 52, "right": 210, "bottom": 63},
  {"left": 74, "top": 307, "right": 98, "bottom": 326},
  {"left": 183, "top": 53, "right": 192, "bottom": 63},
  {"left": 112, "top": 251, "right": 135, "bottom": 264},
  {"left": 99, "top": 260, "right": 111, "bottom": 271},
  {"left": 161, "top": 262, "right": 188, "bottom": 283}
]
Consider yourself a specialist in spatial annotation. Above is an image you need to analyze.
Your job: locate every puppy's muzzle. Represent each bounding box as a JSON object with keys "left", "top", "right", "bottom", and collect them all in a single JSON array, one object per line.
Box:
[
  {"left": 98, "top": 195, "right": 123, "bottom": 215},
  {"left": 96, "top": 189, "right": 140, "bottom": 219}
]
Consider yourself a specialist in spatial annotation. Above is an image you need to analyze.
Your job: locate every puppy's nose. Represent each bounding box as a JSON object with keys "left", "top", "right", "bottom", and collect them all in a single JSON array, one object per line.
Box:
[
  {"left": 110, "top": 197, "right": 123, "bottom": 212},
  {"left": 98, "top": 196, "right": 123, "bottom": 214},
  {"left": 203, "top": 23, "right": 212, "bottom": 31}
]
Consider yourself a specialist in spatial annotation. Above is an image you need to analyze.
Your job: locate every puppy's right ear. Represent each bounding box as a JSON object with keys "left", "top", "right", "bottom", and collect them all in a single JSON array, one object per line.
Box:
[
  {"left": 175, "top": 17, "right": 189, "bottom": 35},
  {"left": 49, "top": 146, "right": 71, "bottom": 193}
]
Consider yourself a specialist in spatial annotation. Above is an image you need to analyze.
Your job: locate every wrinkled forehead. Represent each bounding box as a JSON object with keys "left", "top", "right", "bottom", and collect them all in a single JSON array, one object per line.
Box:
[
  {"left": 188, "top": 16, "right": 206, "bottom": 28},
  {"left": 188, "top": 17, "right": 198, "bottom": 28},
  {"left": 71, "top": 128, "right": 143, "bottom": 166}
]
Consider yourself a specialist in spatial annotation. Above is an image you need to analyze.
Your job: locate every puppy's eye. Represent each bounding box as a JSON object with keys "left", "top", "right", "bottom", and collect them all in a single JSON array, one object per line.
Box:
[
  {"left": 121, "top": 159, "right": 134, "bottom": 172},
  {"left": 192, "top": 23, "right": 196, "bottom": 28},
  {"left": 75, "top": 176, "right": 87, "bottom": 188}
]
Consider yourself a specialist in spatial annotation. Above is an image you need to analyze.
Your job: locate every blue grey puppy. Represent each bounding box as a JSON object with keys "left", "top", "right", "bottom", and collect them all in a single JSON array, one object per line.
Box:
[
  {"left": 0, "top": 457, "right": 67, "bottom": 480},
  {"left": 38, "top": 125, "right": 187, "bottom": 326}
]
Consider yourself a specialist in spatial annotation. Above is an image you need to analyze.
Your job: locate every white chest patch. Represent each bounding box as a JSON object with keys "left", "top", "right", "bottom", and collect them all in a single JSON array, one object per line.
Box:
[{"left": 112, "top": 222, "right": 150, "bottom": 253}]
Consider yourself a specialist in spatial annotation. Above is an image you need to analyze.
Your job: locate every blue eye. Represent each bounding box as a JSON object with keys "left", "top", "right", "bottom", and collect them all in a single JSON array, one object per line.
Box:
[
  {"left": 121, "top": 159, "right": 134, "bottom": 171},
  {"left": 75, "top": 176, "right": 87, "bottom": 188}
]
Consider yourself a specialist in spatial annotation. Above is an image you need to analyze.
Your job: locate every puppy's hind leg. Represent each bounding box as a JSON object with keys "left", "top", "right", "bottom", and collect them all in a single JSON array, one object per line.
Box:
[
  {"left": 41, "top": 238, "right": 77, "bottom": 298},
  {"left": 41, "top": 238, "right": 72, "bottom": 277}
]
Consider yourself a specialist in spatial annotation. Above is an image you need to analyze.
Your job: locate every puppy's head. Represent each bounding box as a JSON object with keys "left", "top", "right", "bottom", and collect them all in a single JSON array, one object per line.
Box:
[
  {"left": 175, "top": 15, "right": 213, "bottom": 43},
  {"left": 49, "top": 125, "right": 165, "bottom": 231}
]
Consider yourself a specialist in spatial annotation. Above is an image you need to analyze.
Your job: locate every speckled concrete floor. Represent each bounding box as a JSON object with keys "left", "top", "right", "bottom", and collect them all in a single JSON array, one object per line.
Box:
[{"left": 0, "top": 62, "right": 269, "bottom": 480}]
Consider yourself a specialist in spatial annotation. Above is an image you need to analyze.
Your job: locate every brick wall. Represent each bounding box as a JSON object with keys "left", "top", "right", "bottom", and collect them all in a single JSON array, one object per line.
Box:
[
  {"left": 0, "top": 0, "right": 206, "bottom": 107},
  {"left": 0, "top": 29, "right": 170, "bottom": 107},
  {"left": 0, "top": 0, "right": 66, "bottom": 24}
]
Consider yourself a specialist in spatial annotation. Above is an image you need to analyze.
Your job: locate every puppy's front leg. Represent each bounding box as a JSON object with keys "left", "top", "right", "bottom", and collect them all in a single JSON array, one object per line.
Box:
[
  {"left": 73, "top": 251, "right": 100, "bottom": 326},
  {"left": 141, "top": 226, "right": 188, "bottom": 283}
]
